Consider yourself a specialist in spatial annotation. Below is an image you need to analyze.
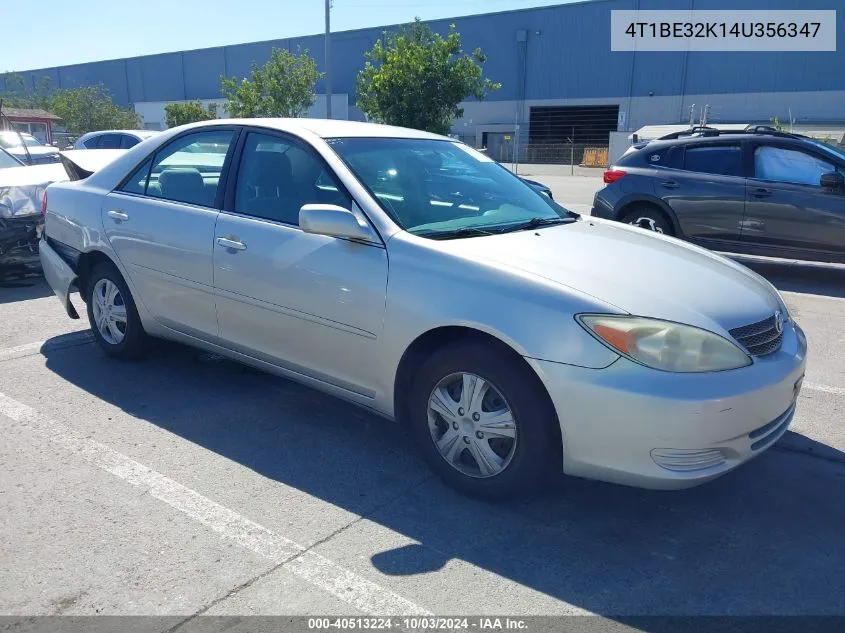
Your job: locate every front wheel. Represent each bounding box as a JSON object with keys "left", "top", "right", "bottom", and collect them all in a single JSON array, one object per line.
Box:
[
  {"left": 85, "top": 262, "right": 148, "bottom": 360},
  {"left": 409, "top": 341, "right": 561, "bottom": 500}
]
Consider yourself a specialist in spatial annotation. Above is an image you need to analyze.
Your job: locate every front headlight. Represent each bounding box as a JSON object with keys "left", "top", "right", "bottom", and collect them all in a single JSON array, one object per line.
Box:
[{"left": 577, "top": 315, "right": 752, "bottom": 373}]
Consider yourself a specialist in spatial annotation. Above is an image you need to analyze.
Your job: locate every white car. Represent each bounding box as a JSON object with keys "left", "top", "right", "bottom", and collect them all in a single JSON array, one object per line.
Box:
[
  {"left": 39, "top": 119, "right": 807, "bottom": 499},
  {"left": 74, "top": 130, "right": 160, "bottom": 150}
]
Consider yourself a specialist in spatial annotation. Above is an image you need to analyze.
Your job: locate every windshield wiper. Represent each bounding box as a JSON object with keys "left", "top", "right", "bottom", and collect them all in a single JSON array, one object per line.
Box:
[
  {"left": 496, "top": 216, "right": 575, "bottom": 233},
  {"left": 415, "top": 226, "right": 497, "bottom": 240}
]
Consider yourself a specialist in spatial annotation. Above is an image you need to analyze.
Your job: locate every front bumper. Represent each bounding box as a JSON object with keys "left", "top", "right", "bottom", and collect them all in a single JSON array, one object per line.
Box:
[{"left": 529, "top": 320, "right": 807, "bottom": 489}]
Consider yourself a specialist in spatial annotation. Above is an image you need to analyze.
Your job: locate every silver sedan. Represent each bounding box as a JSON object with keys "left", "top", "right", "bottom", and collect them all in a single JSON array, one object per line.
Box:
[{"left": 39, "top": 119, "right": 807, "bottom": 499}]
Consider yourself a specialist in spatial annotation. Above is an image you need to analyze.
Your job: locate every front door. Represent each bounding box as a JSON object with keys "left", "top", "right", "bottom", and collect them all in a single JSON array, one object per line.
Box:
[
  {"left": 743, "top": 143, "right": 845, "bottom": 258},
  {"left": 660, "top": 142, "right": 748, "bottom": 243},
  {"left": 103, "top": 128, "right": 237, "bottom": 339},
  {"left": 212, "top": 130, "right": 388, "bottom": 397}
]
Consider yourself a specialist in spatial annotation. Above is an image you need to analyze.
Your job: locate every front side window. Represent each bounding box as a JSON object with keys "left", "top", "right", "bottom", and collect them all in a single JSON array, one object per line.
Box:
[
  {"left": 120, "top": 135, "right": 141, "bottom": 149},
  {"left": 683, "top": 145, "right": 743, "bottom": 177},
  {"left": 118, "top": 129, "right": 234, "bottom": 206},
  {"left": 233, "top": 132, "right": 349, "bottom": 226},
  {"left": 755, "top": 146, "right": 837, "bottom": 187},
  {"left": 97, "top": 134, "right": 122, "bottom": 150},
  {"left": 328, "top": 137, "right": 569, "bottom": 237}
]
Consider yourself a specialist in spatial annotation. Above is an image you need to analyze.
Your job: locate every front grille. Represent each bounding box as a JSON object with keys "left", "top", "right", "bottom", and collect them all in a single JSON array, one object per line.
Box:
[{"left": 729, "top": 314, "right": 784, "bottom": 356}]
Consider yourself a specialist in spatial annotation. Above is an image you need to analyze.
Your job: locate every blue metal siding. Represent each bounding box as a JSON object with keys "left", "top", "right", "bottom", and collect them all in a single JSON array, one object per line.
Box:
[
  {"left": 183, "top": 47, "right": 227, "bottom": 100},
  {"left": 2, "top": 0, "right": 842, "bottom": 107}
]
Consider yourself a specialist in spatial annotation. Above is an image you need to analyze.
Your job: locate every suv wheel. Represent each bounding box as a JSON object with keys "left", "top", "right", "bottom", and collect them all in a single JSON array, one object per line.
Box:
[{"left": 621, "top": 206, "right": 674, "bottom": 235}]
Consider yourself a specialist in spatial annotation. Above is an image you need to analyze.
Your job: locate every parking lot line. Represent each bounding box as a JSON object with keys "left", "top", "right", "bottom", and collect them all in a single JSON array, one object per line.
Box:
[
  {"left": 0, "top": 391, "right": 431, "bottom": 617},
  {"left": 804, "top": 382, "right": 845, "bottom": 397},
  {"left": 0, "top": 331, "right": 92, "bottom": 362}
]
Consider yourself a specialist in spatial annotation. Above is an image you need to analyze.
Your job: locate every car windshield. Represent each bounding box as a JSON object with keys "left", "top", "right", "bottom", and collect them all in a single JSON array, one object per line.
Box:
[
  {"left": 328, "top": 137, "right": 572, "bottom": 238},
  {"left": 0, "top": 132, "right": 43, "bottom": 148},
  {"left": 811, "top": 140, "right": 845, "bottom": 163},
  {"left": 0, "top": 148, "right": 22, "bottom": 168}
]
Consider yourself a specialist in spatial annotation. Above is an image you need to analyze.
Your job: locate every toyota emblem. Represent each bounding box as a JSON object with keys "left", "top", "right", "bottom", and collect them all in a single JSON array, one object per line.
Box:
[{"left": 774, "top": 310, "right": 785, "bottom": 334}]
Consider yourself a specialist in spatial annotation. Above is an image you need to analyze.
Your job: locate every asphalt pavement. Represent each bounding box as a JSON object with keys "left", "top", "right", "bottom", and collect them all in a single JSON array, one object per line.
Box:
[{"left": 1, "top": 182, "right": 844, "bottom": 624}]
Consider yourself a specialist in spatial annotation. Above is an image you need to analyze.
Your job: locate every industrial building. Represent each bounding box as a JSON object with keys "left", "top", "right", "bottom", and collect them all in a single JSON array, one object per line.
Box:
[{"left": 3, "top": 0, "right": 843, "bottom": 163}]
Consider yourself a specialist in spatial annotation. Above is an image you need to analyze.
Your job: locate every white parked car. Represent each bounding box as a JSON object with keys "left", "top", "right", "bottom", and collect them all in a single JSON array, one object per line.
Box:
[
  {"left": 74, "top": 129, "right": 160, "bottom": 150},
  {"left": 39, "top": 119, "right": 807, "bottom": 499}
]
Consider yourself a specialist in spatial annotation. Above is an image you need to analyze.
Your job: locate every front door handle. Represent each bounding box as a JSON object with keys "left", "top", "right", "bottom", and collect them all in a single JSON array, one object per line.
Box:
[
  {"left": 107, "top": 209, "right": 129, "bottom": 222},
  {"left": 216, "top": 237, "right": 247, "bottom": 251},
  {"left": 751, "top": 187, "right": 772, "bottom": 198},
  {"left": 661, "top": 180, "right": 680, "bottom": 189}
]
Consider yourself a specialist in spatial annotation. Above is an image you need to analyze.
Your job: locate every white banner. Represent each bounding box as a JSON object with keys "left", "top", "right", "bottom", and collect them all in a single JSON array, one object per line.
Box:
[{"left": 611, "top": 10, "right": 837, "bottom": 52}]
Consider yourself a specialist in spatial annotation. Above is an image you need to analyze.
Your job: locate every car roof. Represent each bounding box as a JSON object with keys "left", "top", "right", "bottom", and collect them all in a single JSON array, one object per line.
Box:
[
  {"left": 81, "top": 130, "right": 159, "bottom": 138},
  {"left": 178, "top": 118, "right": 449, "bottom": 141}
]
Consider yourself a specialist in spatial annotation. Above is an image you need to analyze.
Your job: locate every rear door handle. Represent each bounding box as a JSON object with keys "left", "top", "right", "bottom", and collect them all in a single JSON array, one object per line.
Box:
[
  {"left": 107, "top": 209, "right": 129, "bottom": 222},
  {"left": 216, "top": 237, "right": 247, "bottom": 251},
  {"left": 661, "top": 181, "right": 680, "bottom": 189},
  {"left": 751, "top": 187, "right": 772, "bottom": 198}
]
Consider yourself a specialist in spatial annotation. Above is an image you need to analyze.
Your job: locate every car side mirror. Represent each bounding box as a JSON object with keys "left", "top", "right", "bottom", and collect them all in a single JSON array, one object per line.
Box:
[
  {"left": 820, "top": 171, "right": 845, "bottom": 189},
  {"left": 299, "top": 204, "right": 378, "bottom": 243}
]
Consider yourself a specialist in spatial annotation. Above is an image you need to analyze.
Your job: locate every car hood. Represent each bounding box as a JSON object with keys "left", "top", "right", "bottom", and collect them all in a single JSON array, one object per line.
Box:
[{"left": 439, "top": 217, "right": 782, "bottom": 334}]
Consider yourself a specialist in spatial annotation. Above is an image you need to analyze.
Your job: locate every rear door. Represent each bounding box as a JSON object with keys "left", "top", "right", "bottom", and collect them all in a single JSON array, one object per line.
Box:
[
  {"left": 743, "top": 143, "right": 845, "bottom": 258},
  {"left": 103, "top": 127, "right": 238, "bottom": 339},
  {"left": 659, "top": 141, "right": 748, "bottom": 243}
]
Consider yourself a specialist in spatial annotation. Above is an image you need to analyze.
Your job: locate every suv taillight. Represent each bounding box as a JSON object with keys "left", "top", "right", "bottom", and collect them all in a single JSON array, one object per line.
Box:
[
  {"left": 41, "top": 190, "right": 48, "bottom": 217},
  {"left": 603, "top": 170, "right": 627, "bottom": 184}
]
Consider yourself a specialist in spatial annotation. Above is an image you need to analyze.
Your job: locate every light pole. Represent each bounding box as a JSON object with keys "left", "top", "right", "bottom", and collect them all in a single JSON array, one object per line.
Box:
[{"left": 325, "top": 0, "right": 332, "bottom": 119}]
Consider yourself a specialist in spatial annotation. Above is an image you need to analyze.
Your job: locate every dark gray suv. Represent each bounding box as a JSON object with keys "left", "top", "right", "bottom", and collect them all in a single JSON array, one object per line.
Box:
[{"left": 592, "top": 127, "right": 845, "bottom": 263}]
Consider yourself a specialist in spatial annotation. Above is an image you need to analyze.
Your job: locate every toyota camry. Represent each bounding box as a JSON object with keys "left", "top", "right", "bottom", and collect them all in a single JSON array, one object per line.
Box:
[{"left": 39, "top": 119, "right": 807, "bottom": 500}]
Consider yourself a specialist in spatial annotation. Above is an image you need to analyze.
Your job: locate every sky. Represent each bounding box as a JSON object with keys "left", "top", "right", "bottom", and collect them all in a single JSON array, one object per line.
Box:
[{"left": 2, "top": 0, "right": 578, "bottom": 72}]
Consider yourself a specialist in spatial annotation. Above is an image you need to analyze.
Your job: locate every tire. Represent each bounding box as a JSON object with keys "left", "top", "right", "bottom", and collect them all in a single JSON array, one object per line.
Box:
[
  {"left": 408, "top": 341, "right": 561, "bottom": 501},
  {"left": 85, "top": 261, "right": 148, "bottom": 360},
  {"left": 620, "top": 206, "right": 674, "bottom": 236}
]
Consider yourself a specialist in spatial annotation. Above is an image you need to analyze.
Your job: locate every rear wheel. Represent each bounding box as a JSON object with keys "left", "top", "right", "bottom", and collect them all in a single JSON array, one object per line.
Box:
[
  {"left": 85, "top": 262, "right": 148, "bottom": 360},
  {"left": 621, "top": 206, "right": 674, "bottom": 236},
  {"left": 409, "top": 341, "right": 560, "bottom": 500}
]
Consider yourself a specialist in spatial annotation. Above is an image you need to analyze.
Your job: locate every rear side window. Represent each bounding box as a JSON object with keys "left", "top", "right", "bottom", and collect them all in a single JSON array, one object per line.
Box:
[
  {"left": 82, "top": 136, "right": 101, "bottom": 149},
  {"left": 683, "top": 145, "right": 743, "bottom": 177}
]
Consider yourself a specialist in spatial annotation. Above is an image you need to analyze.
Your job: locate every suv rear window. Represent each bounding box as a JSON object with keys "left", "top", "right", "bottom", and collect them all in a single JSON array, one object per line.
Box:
[{"left": 683, "top": 145, "right": 743, "bottom": 177}]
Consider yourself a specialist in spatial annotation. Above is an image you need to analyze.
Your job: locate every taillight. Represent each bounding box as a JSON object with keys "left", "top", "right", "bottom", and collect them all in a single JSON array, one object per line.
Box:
[
  {"left": 41, "top": 190, "right": 48, "bottom": 217},
  {"left": 603, "top": 169, "right": 627, "bottom": 184}
]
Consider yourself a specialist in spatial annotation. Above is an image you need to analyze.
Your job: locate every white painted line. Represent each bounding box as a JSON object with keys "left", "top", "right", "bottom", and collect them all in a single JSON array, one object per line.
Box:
[
  {"left": 0, "top": 392, "right": 431, "bottom": 617},
  {"left": 0, "top": 331, "right": 92, "bottom": 362},
  {"left": 804, "top": 382, "right": 845, "bottom": 397}
]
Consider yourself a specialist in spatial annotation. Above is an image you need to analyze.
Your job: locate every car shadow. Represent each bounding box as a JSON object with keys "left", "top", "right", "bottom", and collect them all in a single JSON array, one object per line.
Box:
[
  {"left": 41, "top": 340, "right": 845, "bottom": 618},
  {"left": 731, "top": 256, "right": 845, "bottom": 299},
  {"left": 0, "top": 273, "right": 53, "bottom": 304}
]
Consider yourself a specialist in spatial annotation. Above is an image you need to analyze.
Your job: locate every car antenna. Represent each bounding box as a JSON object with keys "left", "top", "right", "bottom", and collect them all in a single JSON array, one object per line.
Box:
[{"left": 0, "top": 100, "right": 33, "bottom": 166}]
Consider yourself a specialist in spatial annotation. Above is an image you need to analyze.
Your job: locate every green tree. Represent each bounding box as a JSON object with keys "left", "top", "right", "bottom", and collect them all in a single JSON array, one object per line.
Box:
[
  {"left": 221, "top": 48, "right": 323, "bottom": 118},
  {"left": 356, "top": 19, "right": 500, "bottom": 135},
  {"left": 43, "top": 85, "right": 140, "bottom": 134},
  {"left": 165, "top": 100, "right": 218, "bottom": 128}
]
